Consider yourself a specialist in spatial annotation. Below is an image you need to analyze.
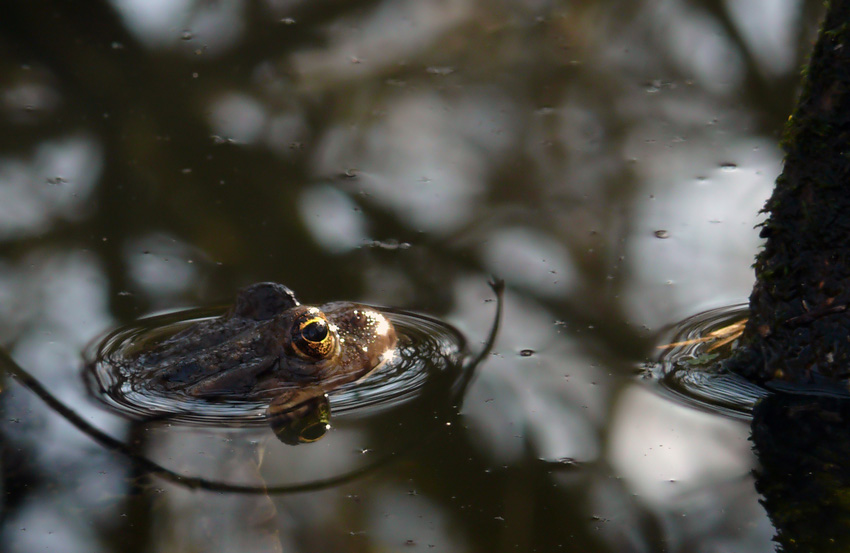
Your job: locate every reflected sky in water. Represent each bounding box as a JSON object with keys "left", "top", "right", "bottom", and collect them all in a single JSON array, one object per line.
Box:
[{"left": 0, "top": 0, "right": 819, "bottom": 551}]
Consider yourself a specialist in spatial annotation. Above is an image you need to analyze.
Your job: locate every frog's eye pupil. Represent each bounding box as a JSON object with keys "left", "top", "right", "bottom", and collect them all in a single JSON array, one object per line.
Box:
[
  {"left": 302, "top": 319, "right": 328, "bottom": 342},
  {"left": 291, "top": 314, "right": 335, "bottom": 360}
]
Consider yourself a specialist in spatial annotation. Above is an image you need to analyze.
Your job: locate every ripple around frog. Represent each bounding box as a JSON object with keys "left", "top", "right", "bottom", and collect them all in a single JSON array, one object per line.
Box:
[
  {"left": 649, "top": 304, "right": 769, "bottom": 420},
  {"left": 85, "top": 307, "right": 467, "bottom": 427}
]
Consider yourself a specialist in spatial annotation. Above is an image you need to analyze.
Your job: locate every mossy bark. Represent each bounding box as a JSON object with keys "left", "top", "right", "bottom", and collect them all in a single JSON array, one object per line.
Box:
[{"left": 729, "top": 0, "right": 850, "bottom": 385}]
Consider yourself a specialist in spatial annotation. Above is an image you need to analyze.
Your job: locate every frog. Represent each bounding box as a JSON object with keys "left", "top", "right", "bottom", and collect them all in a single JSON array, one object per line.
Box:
[{"left": 126, "top": 282, "right": 397, "bottom": 408}]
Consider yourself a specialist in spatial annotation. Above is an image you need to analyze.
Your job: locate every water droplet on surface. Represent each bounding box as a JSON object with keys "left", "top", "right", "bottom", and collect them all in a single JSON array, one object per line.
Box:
[
  {"left": 719, "top": 163, "right": 738, "bottom": 172},
  {"left": 365, "top": 239, "right": 411, "bottom": 251},
  {"left": 426, "top": 66, "right": 455, "bottom": 76},
  {"left": 180, "top": 30, "right": 194, "bottom": 41},
  {"left": 643, "top": 79, "right": 673, "bottom": 93},
  {"left": 280, "top": 17, "right": 296, "bottom": 25},
  {"left": 519, "top": 349, "right": 535, "bottom": 357},
  {"left": 654, "top": 230, "right": 669, "bottom": 239}
]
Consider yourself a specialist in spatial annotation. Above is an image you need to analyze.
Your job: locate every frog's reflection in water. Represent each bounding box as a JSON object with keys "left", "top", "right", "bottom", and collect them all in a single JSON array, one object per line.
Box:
[{"left": 266, "top": 392, "right": 331, "bottom": 445}]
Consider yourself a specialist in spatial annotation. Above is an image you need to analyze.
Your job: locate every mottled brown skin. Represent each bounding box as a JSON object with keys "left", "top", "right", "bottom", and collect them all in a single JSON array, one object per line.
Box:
[{"left": 127, "top": 283, "right": 397, "bottom": 402}]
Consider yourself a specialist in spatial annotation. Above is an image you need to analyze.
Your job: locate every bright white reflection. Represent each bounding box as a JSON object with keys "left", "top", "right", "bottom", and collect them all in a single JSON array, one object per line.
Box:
[
  {"left": 111, "top": 0, "right": 243, "bottom": 52},
  {"left": 314, "top": 89, "right": 517, "bottom": 233},
  {"left": 605, "top": 387, "right": 774, "bottom": 551},
  {"left": 625, "top": 137, "right": 777, "bottom": 327},
  {"left": 482, "top": 227, "right": 575, "bottom": 298},
  {"left": 143, "top": 425, "right": 376, "bottom": 550},
  {"left": 111, "top": 0, "right": 192, "bottom": 46},
  {"left": 147, "top": 430, "right": 285, "bottom": 553},
  {"left": 209, "top": 92, "right": 268, "bottom": 144},
  {"left": 124, "top": 234, "right": 202, "bottom": 302},
  {"left": 608, "top": 385, "right": 754, "bottom": 505},
  {"left": 368, "top": 486, "right": 467, "bottom": 551},
  {"left": 454, "top": 278, "right": 603, "bottom": 464},
  {"left": 725, "top": 0, "right": 802, "bottom": 75},
  {"left": 0, "top": 134, "right": 101, "bottom": 240},
  {"left": 663, "top": 2, "right": 745, "bottom": 93},
  {"left": 292, "top": 0, "right": 472, "bottom": 88},
  {"left": 185, "top": 1, "right": 245, "bottom": 54},
  {"left": 298, "top": 185, "right": 367, "bottom": 253},
  {"left": 0, "top": 251, "right": 127, "bottom": 553},
  {"left": 3, "top": 505, "right": 100, "bottom": 553}
]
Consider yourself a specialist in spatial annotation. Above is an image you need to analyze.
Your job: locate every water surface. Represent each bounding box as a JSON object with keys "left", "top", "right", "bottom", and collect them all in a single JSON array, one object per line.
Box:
[{"left": 0, "top": 1, "right": 823, "bottom": 551}]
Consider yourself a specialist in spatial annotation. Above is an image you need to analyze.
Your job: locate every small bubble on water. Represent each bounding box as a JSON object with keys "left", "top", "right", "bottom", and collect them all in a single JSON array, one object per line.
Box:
[
  {"left": 719, "top": 162, "right": 738, "bottom": 172},
  {"left": 654, "top": 230, "right": 670, "bottom": 239},
  {"left": 426, "top": 66, "right": 455, "bottom": 76},
  {"left": 211, "top": 135, "right": 236, "bottom": 145},
  {"left": 643, "top": 79, "right": 673, "bottom": 93},
  {"left": 280, "top": 17, "right": 296, "bottom": 24},
  {"left": 519, "top": 349, "right": 535, "bottom": 357},
  {"left": 365, "top": 239, "right": 411, "bottom": 250}
]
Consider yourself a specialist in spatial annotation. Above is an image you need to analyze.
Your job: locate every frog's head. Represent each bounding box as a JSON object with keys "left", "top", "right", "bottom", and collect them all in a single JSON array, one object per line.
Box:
[{"left": 270, "top": 302, "right": 397, "bottom": 388}]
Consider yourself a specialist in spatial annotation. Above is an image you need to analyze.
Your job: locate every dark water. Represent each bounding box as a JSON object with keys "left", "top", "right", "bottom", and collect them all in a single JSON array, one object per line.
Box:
[{"left": 0, "top": 1, "right": 824, "bottom": 551}]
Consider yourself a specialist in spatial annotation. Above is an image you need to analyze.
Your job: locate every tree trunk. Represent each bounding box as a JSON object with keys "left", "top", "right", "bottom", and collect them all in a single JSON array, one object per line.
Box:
[{"left": 728, "top": 0, "right": 850, "bottom": 385}]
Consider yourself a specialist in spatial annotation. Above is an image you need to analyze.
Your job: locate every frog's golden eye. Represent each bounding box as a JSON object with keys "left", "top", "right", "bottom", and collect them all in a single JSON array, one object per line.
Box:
[{"left": 291, "top": 313, "right": 335, "bottom": 360}]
